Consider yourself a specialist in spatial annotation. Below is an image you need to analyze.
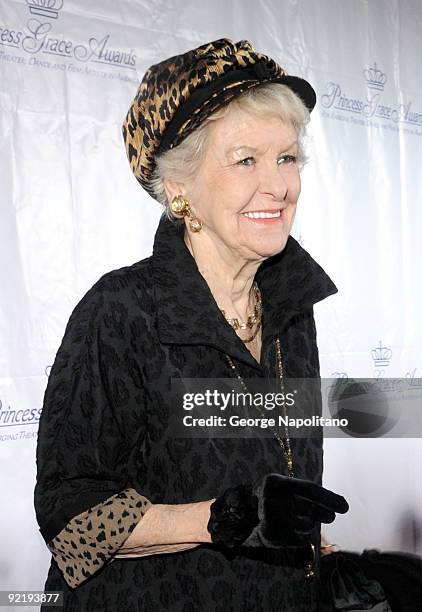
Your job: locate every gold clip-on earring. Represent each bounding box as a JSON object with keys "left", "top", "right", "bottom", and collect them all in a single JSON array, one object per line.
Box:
[{"left": 170, "top": 195, "right": 203, "bottom": 233}]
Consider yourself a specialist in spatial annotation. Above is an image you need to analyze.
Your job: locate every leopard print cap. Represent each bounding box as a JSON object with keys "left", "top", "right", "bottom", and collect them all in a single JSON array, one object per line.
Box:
[{"left": 122, "top": 38, "right": 316, "bottom": 200}]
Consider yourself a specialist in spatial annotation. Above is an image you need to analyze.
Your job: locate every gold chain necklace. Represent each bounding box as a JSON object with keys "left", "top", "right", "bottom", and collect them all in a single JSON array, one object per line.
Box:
[
  {"left": 220, "top": 282, "right": 262, "bottom": 335},
  {"left": 241, "top": 320, "right": 261, "bottom": 344}
]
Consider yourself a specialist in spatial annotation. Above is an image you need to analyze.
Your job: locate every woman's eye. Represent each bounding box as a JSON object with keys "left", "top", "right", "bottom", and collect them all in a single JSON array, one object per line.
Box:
[
  {"left": 278, "top": 155, "right": 297, "bottom": 165},
  {"left": 237, "top": 157, "right": 255, "bottom": 166},
  {"left": 236, "top": 155, "right": 298, "bottom": 166}
]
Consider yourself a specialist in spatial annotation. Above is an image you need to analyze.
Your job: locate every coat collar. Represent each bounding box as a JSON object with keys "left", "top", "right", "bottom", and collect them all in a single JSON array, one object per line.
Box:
[{"left": 151, "top": 214, "right": 337, "bottom": 371}]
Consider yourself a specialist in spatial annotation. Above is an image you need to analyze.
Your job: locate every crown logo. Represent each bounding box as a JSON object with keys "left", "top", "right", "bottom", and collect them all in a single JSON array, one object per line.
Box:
[
  {"left": 26, "top": 0, "right": 64, "bottom": 19},
  {"left": 363, "top": 62, "right": 387, "bottom": 91},
  {"left": 371, "top": 340, "right": 392, "bottom": 367}
]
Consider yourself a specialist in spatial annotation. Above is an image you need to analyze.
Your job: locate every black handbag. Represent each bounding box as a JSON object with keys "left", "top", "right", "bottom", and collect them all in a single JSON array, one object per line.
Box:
[{"left": 319, "top": 549, "right": 422, "bottom": 611}]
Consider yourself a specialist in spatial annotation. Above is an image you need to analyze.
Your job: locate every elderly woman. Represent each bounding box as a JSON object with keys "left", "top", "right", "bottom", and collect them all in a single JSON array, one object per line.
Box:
[{"left": 34, "top": 39, "right": 348, "bottom": 611}]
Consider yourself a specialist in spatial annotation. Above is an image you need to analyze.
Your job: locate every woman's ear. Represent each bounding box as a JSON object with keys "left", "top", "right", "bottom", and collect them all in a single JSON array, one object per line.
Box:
[{"left": 163, "top": 178, "right": 186, "bottom": 204}]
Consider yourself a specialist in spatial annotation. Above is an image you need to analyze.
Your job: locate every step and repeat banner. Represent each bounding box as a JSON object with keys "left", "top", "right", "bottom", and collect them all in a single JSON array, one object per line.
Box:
[{"left": 1, "top": 0, "right": 421, "bottom": 601}]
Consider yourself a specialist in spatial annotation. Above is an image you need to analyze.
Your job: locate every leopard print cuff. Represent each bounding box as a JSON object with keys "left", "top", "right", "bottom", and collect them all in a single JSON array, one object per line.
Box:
[{"left": 47, "top": 488, "right": 152, "bottom": 588}]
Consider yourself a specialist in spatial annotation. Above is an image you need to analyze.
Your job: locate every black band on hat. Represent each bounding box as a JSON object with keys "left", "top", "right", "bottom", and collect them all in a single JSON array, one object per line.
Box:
[{"left": 157, "top": 61, "right": 316, "bottom": 155}]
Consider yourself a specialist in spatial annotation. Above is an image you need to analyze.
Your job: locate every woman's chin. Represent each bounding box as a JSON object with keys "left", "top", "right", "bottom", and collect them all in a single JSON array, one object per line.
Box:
[
  {"left": 244, "top": 233, "right": 290, "bottom": 259},
  {"left": 251, "top": 243, "right": 288, "bottom": 260}
]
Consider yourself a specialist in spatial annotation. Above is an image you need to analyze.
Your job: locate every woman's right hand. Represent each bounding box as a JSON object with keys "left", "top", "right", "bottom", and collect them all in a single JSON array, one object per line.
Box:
[{"left": 207, "top": 473, "right": 349, "bottom": 549}]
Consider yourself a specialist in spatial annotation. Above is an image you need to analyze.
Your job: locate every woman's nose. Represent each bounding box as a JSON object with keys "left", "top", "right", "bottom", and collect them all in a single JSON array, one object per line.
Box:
[{"left": 258, "top": 164, "right": 288, "bottom": 201}]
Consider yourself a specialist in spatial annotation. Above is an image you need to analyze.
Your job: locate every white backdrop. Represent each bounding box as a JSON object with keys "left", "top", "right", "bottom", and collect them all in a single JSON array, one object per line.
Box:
[{"left": 1, "top": 0, "right": 421, "bottom": 603}]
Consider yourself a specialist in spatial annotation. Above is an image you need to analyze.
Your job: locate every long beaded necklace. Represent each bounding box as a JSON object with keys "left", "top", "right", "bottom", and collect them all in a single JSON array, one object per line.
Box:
[
  {"left": 225, "top": 337, "right": 294, "bottom": 478},
  {"left": 223, "top": 320, "right": 316, "bottom": 580}
]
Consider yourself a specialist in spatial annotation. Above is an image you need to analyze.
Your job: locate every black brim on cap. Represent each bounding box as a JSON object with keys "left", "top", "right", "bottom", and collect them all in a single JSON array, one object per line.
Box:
[
  {"left": 280, "top": 74, "right": 316, "bottom": 113},
  {"left": 157, "top": 61, "right": 316, "bottom": 155}
]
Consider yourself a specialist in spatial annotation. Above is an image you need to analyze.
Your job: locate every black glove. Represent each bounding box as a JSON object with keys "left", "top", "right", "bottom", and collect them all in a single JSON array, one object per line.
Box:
[
  {"left": 207, "top": 484, "right": 259, "bottom": 548},
  {"left": 207, "top": 473, "right": 349, "bottom": 549},
  {"left": 244, "top": 473, "right": 349, "bottom": 548}
]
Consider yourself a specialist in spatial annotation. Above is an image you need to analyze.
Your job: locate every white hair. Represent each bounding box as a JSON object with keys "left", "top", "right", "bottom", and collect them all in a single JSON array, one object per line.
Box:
[{"left": 149, "top": 82, "right": 311, "bottom": 220}]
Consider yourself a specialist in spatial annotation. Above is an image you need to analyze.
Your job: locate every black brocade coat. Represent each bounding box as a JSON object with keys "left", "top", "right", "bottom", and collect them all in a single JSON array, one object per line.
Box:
[{"left": 35, "top": 214, "right": 338, "bottom": 611}]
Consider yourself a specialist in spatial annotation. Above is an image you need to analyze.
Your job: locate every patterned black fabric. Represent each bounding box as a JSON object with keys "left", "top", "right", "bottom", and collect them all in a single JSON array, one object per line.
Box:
[{"left": 34, "top": 213, "right": 338, "bottom": 611}]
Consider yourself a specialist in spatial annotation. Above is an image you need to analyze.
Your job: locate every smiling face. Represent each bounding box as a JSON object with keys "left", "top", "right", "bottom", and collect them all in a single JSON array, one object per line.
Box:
[{"left": 188, "top": 107, "right": 301, "bottom": 262}]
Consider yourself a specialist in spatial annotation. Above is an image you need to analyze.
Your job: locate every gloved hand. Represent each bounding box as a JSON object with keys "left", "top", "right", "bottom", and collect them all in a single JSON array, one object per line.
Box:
[
  {"left": 207, "top": 473, "right": 349, "bottom": 549},
  {"left": 207, "top": 484, "right": 259, "bottom": 548}
]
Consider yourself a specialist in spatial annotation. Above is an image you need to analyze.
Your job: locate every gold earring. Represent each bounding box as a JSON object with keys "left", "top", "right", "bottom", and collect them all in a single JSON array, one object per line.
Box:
[{"left": 170, "top": 195, "right": 203, "bottom": 233}]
